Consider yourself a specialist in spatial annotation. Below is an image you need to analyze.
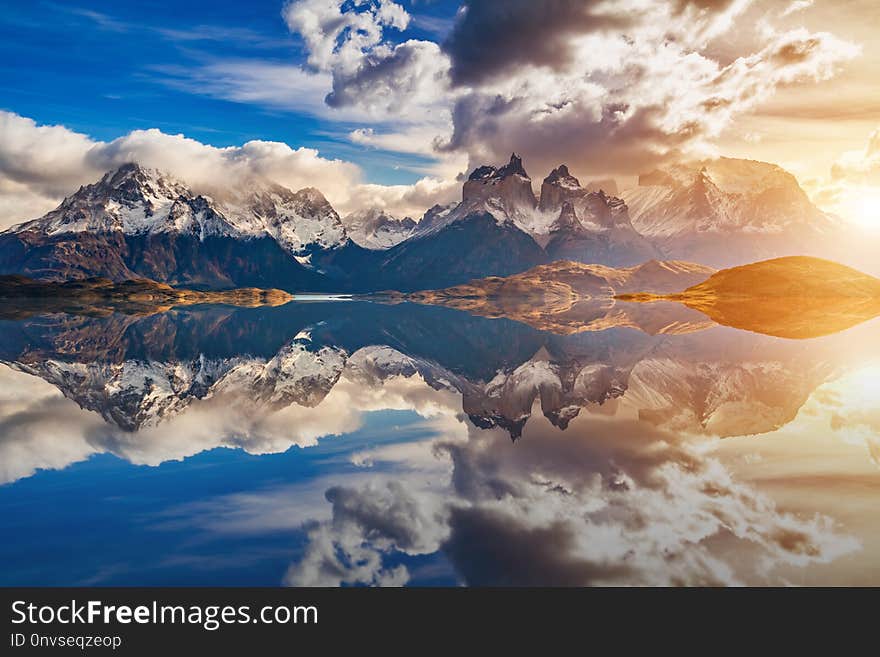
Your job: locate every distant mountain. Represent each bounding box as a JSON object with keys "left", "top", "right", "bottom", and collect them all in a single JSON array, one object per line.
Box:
[
  {"left": 539, "top": 165, "right": 661, "bottom": 266},
  {"left": 463, "top": 153, "right": 538, "bottom": 221},
  {"left": 369, "top": 155, "right": 544, "bottom": 291},
  {"left": 0, "top": 163, "right": 365, "bottom": 290},
  {"left": 622, "top": 158, "right": 838, "bottom": 266},
  {"left": 442, "top": 156, "right": 658, "bottom": 267},
  {"left": 371, "top": 155, "right": 664, "bottom": 291},
  {"left": 11, "top": 164, "right": 350, "bottom": 252},
  {"left": 0, "top": 155, "right": 850, "bottom": 293},
  {"left": 342, "top": 208, "right": 418, "bottom": 250},
  {"left": 402, "top": 153, "right": 543, "bottom": 237}
]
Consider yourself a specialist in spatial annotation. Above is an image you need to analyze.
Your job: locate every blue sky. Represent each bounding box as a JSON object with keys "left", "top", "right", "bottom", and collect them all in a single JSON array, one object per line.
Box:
[
  {"left": 0, "top": 0, "right": 876, "bottom": 228},
  {"left": 0, "top": 409, "right": 455, "bottom": 585},
  {"left": 0, "top": 0, "right": 458, "bottom": 185}
]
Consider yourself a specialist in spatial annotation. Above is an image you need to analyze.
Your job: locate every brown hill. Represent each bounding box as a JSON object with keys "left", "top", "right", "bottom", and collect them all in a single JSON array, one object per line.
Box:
[
  {"left": 619, "top": 256, "right": 880, "bottom": 339},
  {"left": 402, "top": 259, "right": 716, "bottom": 335}
]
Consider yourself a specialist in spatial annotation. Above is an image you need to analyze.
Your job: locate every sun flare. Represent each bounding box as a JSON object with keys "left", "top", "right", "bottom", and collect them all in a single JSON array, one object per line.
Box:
[{"left": 843, "top": 187, "right": 880, "bottom": 231}]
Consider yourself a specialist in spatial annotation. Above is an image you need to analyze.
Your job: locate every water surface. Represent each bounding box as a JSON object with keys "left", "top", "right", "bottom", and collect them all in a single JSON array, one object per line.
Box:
[{"left": 1, "top": 300, "right": 878, "bottom": 586}]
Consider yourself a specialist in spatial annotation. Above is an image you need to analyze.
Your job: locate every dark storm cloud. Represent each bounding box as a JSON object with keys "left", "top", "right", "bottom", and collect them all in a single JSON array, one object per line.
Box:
[
  {"left": 323, "top": 481, "right": 441, "bottom": 551},
  {"left": 442, "top": 0, "right": 748, "bottom": 86},
  {"left": 283, "top": 402, "right": 859, "bottom": 587},
  {"left": 442, "top": 506, "right": 632, "bottom": 586},
  {"left": 440, "top": 95, "right": 698, "bottom": 177},
  {"left": 443, "top": 0, "right": 633, "bottom": 85},
  {"left": 325, "top": 40, "right": 446, "bottom": 111},
  {"left": 436, "top": 0, "right": 739, "bottom": 176},
  {"left": 673, "top": 0, "right": 742, "bottom": 11}
]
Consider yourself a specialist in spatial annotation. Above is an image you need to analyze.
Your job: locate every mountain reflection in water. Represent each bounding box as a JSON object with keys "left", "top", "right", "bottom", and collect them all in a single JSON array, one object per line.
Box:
[{"left": 0, "top": 299, "right": 878, "bottom": 586}]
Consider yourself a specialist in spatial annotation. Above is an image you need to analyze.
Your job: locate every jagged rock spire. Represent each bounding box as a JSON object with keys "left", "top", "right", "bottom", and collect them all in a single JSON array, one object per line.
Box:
[
  {"left": 468, "top": 152, "right": 530, "bottom": 182},
  {"left": 539, "top": 164, "right": 583, "bottom": 213},
  {"left": 499, "top": 153, "right": 528, "bottom": 179},
  {"left": 462, "top": 153, "right": 537, "bottom": 211},
  {"left": 555, "top": 201, "right": 579, "bottom": 229},
  {"left": 544, "top": 164, "right": 580, "bottom": 187}
]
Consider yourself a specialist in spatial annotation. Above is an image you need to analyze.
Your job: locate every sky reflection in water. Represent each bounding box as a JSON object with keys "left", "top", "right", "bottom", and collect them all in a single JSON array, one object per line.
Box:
[{"left": 0, "top": 300, "right": 878, "bottom": 586}]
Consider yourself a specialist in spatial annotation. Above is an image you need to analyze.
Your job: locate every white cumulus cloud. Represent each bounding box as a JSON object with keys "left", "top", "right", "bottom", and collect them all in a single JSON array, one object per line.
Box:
[{"left": 0, "top": 111, "right": 458, "bottom": 228}]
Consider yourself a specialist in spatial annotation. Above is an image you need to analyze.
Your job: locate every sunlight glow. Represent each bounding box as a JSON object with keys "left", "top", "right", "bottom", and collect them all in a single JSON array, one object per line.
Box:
[
  {"left": 834, "top": 363, "right": 880, "bottom": 408},
  {"left": 842, "top": 187, "right": 880, "bottom": 231}
]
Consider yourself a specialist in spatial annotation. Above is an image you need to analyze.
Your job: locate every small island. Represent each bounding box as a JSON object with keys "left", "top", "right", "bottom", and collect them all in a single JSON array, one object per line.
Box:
[
  {"left": 617, "top": 256, "right": 880, "bottom": 339},
  {"left": 0, "top": 275, "right": 293, "bottom": 319}
]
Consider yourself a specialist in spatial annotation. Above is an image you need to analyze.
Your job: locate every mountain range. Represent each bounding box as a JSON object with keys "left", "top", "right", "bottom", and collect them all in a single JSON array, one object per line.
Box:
[
  {"left": 622, "top": 158, "right": 838, "bottom": 266},
  {"left": 341, "top": 207, "right": 419, "bottom": 250},
  {"left": 0, "top": 154, "right": 842, "bottom": 292}
]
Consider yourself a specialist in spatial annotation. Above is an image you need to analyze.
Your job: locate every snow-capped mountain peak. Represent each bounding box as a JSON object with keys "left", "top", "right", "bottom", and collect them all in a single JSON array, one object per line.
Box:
[
  {"left": 467, "top": 152, "right": 530, "bottom": 183},
  {"left": 460, "top": 153, "right": 539, "bottom": 228},
  {"left": 625, "top": 157, "right": 832, "bottom": 237},
  {"left": 342, "top": 207, "right": 418, "bottom": 250},
  {"left": 621, "top": 156, "right": 837, "bottom": 265},
  {"left": 544, "top": 164, "right": 581, "bottom": 189},
  {"left": 8, "top": 163, "right": 349, "bottom": 256},
  {"left": 215, "top": 180, "right": 348, "bottom": 255},
  {"left": 539, "top": 164, "right": 584, "bottom": 214},
  {"left": 407, "top": 156, "right": 651, "bottom": 260},
  {"left": 13, "top": 162, "right": 212, "bottom": 237}
]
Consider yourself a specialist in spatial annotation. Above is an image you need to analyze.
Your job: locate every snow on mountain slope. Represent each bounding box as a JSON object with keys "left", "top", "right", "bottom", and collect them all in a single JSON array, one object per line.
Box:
[
  {"left": 6, "top": 334, "right": 349, "bottom": 431},
  {"left": 539, "top": 166, "right": 639, "bottom": 236},
  {"left": 217, "top": 182, "right": 348, "bottom": 254},
  {"left": 8, "top": 356, "right": 249, "bottom": 431},
  {"left": 346, "top": 345, "right": 465, "bottom": 395},
  {"left": 414, "top": 153, "right": 543, "bottom": 237},
  {"left": 12, "top": 164, "right": 234, "bottom": 238},
  {"left": 623, "top": 158, "right": 836, "bottom": 239},
  {"left": 213, "top": 340, "right": 347, "bottom": 409},
  {"left": 411, "top": 156, "right": 640, "bottom": 246},
  {"left": 8, "top": 163, "right": 349, "bottom": 256},
  {"left": 4, "top": 338, "right": 461, "bottom": 434},
  {"left": 621, "top": 157, "right": 839, "bottom": 266},
  {"left": 538, "top": 166, "right": 661, "bottom": 264},
  {"left": 461, "top": 345, "right": 636, "bottom": 439},
  {"left": 342, "top": 208, "right": 418, "bottom": 250}
]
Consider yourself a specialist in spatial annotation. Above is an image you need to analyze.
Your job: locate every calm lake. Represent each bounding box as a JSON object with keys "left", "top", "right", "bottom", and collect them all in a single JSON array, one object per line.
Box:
[{"left": 1, "top": 299, "right": 878, "bottom": 586}]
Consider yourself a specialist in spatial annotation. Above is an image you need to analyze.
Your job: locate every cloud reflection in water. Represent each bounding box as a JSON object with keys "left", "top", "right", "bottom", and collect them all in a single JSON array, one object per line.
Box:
[{"left": 0, "top": 299, "right": 877, "bottom": 585}]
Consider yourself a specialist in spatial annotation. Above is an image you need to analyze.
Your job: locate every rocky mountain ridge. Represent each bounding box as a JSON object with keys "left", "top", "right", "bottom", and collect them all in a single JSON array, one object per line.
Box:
[
  {"left": 0, "top": 154, "right": 841, "bottom": 292},
  {"left": 622, "top": 157, "right": 837, "bottom": 265},
  {"left": 12, "top": 163, "right": 350, "bottom": 254}
]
